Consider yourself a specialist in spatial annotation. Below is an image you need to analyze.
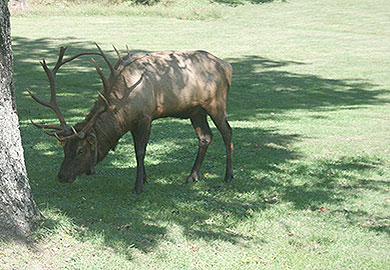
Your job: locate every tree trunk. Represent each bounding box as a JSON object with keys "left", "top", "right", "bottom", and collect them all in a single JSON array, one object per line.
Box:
[{"left": 0, "top": 0, "right": 40, "bottom": 239}]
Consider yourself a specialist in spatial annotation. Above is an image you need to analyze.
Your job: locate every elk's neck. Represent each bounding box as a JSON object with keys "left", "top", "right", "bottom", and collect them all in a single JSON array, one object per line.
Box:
[{"left": 93, "top": 111, "right": 124, "bottom": 163}]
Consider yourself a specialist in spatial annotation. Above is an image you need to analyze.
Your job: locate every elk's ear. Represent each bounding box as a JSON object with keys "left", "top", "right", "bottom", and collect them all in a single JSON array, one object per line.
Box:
[{"left": 87, "top": 135, "right": 96, "bottom": 150}]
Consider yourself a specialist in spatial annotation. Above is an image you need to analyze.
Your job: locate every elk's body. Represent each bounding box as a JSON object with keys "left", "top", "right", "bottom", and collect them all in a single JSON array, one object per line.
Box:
[{"left": 29, "top": 46, "right": 233, "bottom": 193}]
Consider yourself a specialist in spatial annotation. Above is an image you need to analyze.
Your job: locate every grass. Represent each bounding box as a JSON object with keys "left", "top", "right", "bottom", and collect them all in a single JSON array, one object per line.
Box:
[
  {"left": 14, "top": 0, "right": 226, "bottom": 20},
  {"left": 2, "top": 0, "right": 390, "bottom": 269}
]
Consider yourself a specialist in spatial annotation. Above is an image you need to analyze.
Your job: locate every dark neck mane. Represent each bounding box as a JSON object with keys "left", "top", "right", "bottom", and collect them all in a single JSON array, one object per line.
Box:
[
  {"left": 95, "top": 114, "right": 122, "bottom": 163},
  {"left": 81, "top": 102, "right": 123, "bottom": 163}
]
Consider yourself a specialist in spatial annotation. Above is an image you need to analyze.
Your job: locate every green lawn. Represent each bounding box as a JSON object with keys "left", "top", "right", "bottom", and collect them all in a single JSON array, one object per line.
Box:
[{"left": 2, "top": 0, "right": 390, "bottom": 269}]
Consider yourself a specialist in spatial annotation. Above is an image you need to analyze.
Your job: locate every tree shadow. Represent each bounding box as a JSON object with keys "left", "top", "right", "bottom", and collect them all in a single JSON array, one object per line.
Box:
[
  {"left": 13, "top": 36, "right": 390, "bottom": 256},
  {"left": 227, "top": 55, "right": 389, "bottom": 121}
]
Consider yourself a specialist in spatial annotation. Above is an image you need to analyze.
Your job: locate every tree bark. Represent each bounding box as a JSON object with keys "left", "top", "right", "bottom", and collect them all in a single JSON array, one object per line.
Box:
[{"left": 0, "top": 0, "right": 40, "bottom": 239}]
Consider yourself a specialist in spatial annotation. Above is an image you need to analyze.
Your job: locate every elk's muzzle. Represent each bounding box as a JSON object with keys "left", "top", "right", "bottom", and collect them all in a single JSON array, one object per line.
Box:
[{"left": 57, "top": 172, "right": 77, "bottom": 183}]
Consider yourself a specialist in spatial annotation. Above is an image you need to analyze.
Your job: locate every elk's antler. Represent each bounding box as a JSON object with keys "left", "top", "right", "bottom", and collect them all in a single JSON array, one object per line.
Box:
[
  {"left": 91, "top": 43, "right": 120, "bottom": 96},
  {"left": 58, "top": 44, "right": 124, "bottom": 141},
  {"left": 29, "top": 44, "right": 144, "bottom": 142},
  {"left": 28, "top": 46, "right": 102, "bottom": 139},
  {"left": 113, "top": 45, "right": 122, "bottom": 61}
]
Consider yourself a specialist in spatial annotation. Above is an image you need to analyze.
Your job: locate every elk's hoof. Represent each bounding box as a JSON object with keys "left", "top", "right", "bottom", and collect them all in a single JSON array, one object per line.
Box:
[
  {"left": 134, "top": 185, "right": 144, "bottom": 194},
  {"left": 224, "top": 174, "right": 233, "bottom": 183},
  {"left": 186, "top": 175, "right": 198, "bottom": 183}
]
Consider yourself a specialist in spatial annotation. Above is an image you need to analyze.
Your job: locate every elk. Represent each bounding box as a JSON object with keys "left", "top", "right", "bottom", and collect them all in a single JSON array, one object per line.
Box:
[{"left": 28, "top": 44, "right": 233, "bottom": 193}]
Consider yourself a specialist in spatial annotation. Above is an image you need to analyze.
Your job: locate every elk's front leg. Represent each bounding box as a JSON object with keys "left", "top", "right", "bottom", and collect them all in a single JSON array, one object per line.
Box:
[{"left": 131, "top": 120, "right": 151, "bottom": 194}]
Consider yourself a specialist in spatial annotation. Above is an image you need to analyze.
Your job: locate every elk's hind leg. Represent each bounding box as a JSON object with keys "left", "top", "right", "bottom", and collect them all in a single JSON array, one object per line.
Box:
[
  {"left": 208, "top": 110, "right": 233, "bottom": 183},
  {"left": 186, "top": 113, "right": 213, "bottom": 183}
]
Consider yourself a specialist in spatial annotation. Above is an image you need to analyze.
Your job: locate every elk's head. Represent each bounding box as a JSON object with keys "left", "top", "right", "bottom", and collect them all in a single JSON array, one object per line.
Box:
[
  {"left": 56, "top": 127, "right": 98, "bottom": 183},
  {"left": 28, "top": 44, "right": 121, "bottom": 183}
]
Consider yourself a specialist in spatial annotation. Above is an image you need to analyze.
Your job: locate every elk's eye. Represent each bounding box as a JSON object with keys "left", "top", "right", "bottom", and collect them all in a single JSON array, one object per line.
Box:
[{"left": 78, "top": 149, "right": 84, "bottom": 154}]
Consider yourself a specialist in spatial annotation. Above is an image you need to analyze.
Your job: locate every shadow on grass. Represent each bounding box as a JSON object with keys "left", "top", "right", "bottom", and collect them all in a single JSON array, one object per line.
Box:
[
  {"left": 227, "top": 55, "right": 389, "bottom": 121},
  {"left": 13, "top": 36, "right": 390, "bottom": 255}
]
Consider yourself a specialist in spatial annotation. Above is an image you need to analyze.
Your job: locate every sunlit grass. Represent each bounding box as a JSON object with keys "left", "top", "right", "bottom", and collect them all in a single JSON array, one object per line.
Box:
[{"left": 15, "top": 0, "right": 225, "bottom": 20}]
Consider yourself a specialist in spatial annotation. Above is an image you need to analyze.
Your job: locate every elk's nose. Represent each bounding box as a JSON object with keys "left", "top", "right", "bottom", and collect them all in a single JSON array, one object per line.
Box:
[{"left": 57, "top": 171, "right": 74, "bottom": 183}]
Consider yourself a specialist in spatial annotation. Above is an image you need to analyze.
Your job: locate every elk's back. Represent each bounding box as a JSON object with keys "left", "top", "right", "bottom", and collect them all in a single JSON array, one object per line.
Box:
[{"left": 120, "top": 50, "right": 232, "bottom": 119}]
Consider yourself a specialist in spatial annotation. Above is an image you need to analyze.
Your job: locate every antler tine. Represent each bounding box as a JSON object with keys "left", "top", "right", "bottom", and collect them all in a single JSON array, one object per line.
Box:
[
  {"left": 126, "top": 45, "right": 131, "bottom": 57},
  {"left": 52, "top": 47, "right": 103, "bottom": 74},
  {"left": 56, "top": 130, "right": 81, "bottom": 142},
  {"left": 40, "top": 60, "right": 58, "bottom": 104},
  {"left": 52, "top": 47, "right": 67, "bottom": 75},
  {"left": 71, "top": 126, "right": 85, "bottom": 139},
  {"left": 58, "top": 52, "right": 103, "bottom": 71},
  {"left": 30, "top": 119, "right": 66, "bottom": 137},
  {"left": 112, "top": 45, "right": 122, "bottom": 61},
  {"left": 95, "top": 43, "right": 115, "bottom": 76},
  {"left": 33, "top": 60, "right": 68, "bottom": 129},
  {"left": 98, "top": 91, "right": 110, "bottom": 108},
  {"left": 27, "top": 87, "right": 50, "bottom": 107},
  {"left": 30, "top": 119, "right": 63, "bottom": 130},
  {"left": 126, "top": 44, "right": 130, "bottom": 57},
  {"left": 91, "top": 58, "right": 109, "bottom": 93},
  {"left": 49, "top": 125, "right": 86, "bottom": 142}
]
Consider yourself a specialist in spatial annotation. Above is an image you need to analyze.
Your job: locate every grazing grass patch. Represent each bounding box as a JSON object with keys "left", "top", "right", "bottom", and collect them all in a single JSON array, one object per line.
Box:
[
  {"left": 2, "top": 0, "right": 389, "bottom": 269},
  {"left": 14, "top": 0, "right": 226, "bottom": 20}
]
